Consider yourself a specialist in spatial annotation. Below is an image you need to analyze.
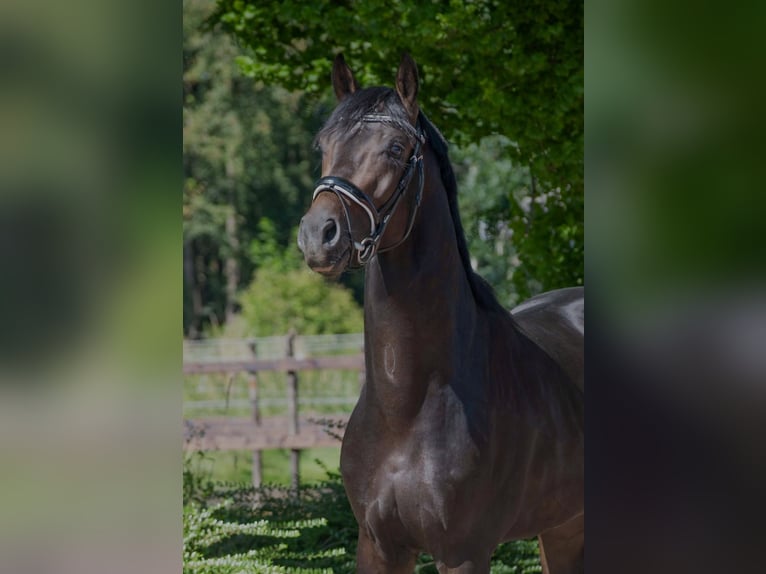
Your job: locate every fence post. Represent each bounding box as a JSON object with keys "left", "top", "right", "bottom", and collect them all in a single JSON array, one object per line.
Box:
[
  {"left": 248, "top": 340, "right": 262, "bottom": 488},
  {"left": 286, "top": 329, "right": 300, "bottom": 490}
]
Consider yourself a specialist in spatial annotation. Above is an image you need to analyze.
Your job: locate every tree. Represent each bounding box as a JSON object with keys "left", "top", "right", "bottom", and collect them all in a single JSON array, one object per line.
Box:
[
  {"left": 451, "top": 136, "right": 525, "bottom": 308},
  {"left": 183, "top": 0, "right": 333, "bottom": 335},
  {"left": 209, "top": 0, "right": 583, "bottom": 300}
]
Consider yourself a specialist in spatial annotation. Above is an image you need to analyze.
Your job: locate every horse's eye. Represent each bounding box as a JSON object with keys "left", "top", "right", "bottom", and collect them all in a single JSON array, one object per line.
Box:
[{"left": 390, "top": 143, "right": 404, "bottom": 157}]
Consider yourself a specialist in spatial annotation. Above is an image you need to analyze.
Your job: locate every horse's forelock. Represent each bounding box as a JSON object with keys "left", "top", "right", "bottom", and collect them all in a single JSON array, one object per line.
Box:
[{"left": 318, "top": 87, "right": 418, "bottom": 144}]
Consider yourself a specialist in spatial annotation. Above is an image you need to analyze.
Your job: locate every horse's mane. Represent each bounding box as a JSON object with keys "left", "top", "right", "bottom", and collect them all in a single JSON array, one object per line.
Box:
[
  {"left": 418, "top": 112, "right": 507, "bottom": 313},
  {"left": 318, "top": 87, "right": 506, "bottom": 313}
]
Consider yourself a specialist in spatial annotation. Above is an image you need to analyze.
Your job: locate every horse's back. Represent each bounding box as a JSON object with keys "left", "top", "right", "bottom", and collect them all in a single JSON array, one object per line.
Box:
[{"left": 511, "top": 287, "right": 584, "bottom": 392}]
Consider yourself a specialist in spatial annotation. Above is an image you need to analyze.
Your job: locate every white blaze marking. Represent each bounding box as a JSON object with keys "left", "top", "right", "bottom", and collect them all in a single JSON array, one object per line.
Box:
[{"left": 384, "top": 344, "right": 396, "bottom": 379}]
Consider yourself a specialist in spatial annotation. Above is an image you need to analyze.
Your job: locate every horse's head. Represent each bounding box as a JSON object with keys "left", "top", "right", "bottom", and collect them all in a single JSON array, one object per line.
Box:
[{"left": 297, "top": 53, "right": 424, "bottom": 277}]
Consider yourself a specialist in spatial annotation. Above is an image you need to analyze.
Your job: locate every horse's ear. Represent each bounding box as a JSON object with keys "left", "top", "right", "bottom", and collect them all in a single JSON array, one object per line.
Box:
[
  {"left": 396, "top": 52, "right": 419, "bottom": 123},
  {"left": 332, "top": 54, "right": 359, "bottom": 102}
]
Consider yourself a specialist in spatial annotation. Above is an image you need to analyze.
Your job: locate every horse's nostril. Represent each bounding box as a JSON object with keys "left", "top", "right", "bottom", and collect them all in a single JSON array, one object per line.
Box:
[{"left": 323, "top": 219, "right": 339, "bottom": 245}]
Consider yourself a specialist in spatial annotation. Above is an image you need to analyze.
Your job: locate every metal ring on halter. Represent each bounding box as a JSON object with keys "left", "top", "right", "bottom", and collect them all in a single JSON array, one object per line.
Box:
[{"left": 357, "top": 237, "right": 376, "bottom": 264}]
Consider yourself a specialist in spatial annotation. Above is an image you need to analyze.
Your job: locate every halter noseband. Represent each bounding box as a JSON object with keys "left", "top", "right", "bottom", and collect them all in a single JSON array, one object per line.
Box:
[{"left": 311, "top": 114, "right": 425, "bottom": 266}]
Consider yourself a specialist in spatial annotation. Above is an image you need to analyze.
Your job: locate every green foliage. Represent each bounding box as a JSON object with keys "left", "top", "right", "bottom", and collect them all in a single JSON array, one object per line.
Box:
[
  {"left": 184, "top": 422, "right": 217, "bottom": 506},
  {"left": 239, "top": 266, "right": 364, "bottom": 336},
  {"left": 490, "top": 540, "right": 543, "bottom": 574},
  {"left": 237, "top": 216, "right": 363, "bottom": 336},
  {"left": 183, "top": 467, "right": 357, "bottom": 573},
  {"left": 184, "top": 0, "right": 332, "bottom": 335},
  {"left": 184, "top": 501, "right": 342, "bottom": 573},
  {"left": 249, "top": 218, "right": 303, "bottom": 273},
  {"left": 210, "top": 0, "right": 583, "bottom": 195},
  {"left": 453, "top": 135, "right": 583, "bottom": 306},
  {"left": 452, "top": 136, "right": 526, "bottom": 308},
  {"left": 507, "top": 176, "right": 584, "bottom": 298},
  {"left": 184, "top": 450, "right": 217, "bottom": 507}
]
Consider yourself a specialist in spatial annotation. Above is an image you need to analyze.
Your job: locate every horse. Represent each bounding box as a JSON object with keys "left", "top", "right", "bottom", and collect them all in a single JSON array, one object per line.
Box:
[{"left": 297, "top": 53, "right": 584, "bottom": 574}]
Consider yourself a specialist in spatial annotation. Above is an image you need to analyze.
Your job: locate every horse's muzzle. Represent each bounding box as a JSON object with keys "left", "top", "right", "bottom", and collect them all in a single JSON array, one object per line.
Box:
[{"left": 297, "top": 200, "right": 350, "bottom": 278}]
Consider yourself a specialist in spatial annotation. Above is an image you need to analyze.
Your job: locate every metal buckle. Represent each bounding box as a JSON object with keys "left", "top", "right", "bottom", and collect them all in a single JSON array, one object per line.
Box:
[{"left": 357, "top": 237, "right": 377, "bottom": 264}]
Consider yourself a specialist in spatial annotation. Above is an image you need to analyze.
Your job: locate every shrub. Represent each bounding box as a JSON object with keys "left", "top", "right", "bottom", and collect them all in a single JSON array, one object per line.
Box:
[{"left": 239, "top": 266, "right": 363, "bottom": 336}]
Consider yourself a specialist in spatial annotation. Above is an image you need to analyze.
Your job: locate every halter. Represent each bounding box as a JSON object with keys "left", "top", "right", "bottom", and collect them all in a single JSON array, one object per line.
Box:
[{"left": 311, "top": 114, "right": 426, "bottom": 266}]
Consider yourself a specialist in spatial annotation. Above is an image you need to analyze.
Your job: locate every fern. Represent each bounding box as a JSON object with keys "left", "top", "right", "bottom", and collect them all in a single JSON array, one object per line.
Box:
[{"left": 184, "top": 501, "right": 341, "bottom": 574}]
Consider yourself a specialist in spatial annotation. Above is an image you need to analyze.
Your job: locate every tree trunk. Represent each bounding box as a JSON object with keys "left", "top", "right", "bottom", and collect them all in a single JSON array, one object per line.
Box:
[
  {"left": 224, "top": 207, "right": 239, "bottom": 323},
  {"left": 184, "top": 239, "right": 203, "bottom": 338}
]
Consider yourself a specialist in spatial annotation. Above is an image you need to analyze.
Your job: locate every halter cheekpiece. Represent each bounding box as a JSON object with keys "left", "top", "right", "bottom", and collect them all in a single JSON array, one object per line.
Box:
[{"left": 311, "top": 114, "right": 426, "bottom": 266}]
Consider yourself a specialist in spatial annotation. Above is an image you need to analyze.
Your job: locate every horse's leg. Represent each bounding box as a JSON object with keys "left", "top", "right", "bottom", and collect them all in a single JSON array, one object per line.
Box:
[
  {"left": 435, "top": 557, "right": 491, "bottom": 573},
  {"left": 355, "top": 527, "right": 417, "bottom": 574},
  {"left": 537, "top": 513, "right": 584, "bottom": 574}
]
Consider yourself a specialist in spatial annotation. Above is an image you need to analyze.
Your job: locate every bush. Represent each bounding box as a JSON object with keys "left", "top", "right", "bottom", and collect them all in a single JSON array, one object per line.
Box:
[
  {"left": 239, "top": 266, "right": 363, "bottom": 336},
  {"left": 233, "top": 217, "right": 364, "bottom": 337}
]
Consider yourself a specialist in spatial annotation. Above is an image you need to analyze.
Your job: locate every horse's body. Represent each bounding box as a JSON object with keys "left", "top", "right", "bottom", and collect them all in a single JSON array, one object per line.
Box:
[{"left": 298, "top": 54, "right": 583, "bottom": 574}]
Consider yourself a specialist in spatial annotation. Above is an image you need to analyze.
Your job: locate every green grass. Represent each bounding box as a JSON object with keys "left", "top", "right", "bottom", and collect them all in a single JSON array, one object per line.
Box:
[{"left": 195, "top": 447, "right": 341, "bottom": 485}]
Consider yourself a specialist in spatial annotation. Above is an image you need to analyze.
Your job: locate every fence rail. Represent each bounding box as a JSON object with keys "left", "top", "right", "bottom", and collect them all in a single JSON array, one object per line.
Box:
[
  {"left": 184, "top": 397, "right": 357, "bottom": 411},
  {"left": 184, "top": 415, "right": 350, "bottom": 451},
  {"left": 183, "top": 332, "right": 363, "bottom": 488},
  {"left": 183, "top": 354, "right": 364, "bottom": 375}
]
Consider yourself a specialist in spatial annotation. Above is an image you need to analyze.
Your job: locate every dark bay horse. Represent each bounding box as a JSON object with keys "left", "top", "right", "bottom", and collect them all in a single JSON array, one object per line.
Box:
[{"left": 297, "top": 54, "right": 584, "bottom": 574}]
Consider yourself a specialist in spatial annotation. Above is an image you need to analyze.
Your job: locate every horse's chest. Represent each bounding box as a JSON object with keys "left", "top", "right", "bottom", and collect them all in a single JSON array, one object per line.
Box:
[
  {"left": 383, "top": 451, "right": 459, "bottom": 525},
  {"left": 353, "top": 404, "right": 483, "bottom": 551}
]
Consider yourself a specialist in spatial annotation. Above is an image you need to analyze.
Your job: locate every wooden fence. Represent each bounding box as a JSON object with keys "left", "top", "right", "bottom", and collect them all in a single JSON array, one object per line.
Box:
[{"left": 183, "top": 331, "right": 363, "bottom": 488}]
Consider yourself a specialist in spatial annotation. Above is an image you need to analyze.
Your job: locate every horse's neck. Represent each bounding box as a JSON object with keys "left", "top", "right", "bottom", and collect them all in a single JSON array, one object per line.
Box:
[{"left": 361, "top": 165, "right": 481, "bottom": 424}]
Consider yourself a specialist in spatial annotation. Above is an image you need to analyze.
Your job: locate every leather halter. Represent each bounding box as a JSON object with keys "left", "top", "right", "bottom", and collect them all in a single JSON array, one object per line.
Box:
[{"left": 311, "top": 114, "right": 425, "bottom": 266}]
